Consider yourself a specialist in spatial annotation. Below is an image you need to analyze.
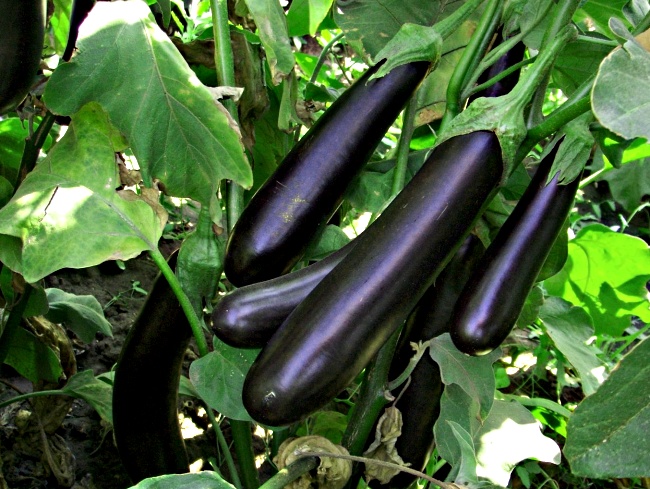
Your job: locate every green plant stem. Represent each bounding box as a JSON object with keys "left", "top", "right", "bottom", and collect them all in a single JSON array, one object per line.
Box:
[
  {"left": 390, "top": 97, "right": 418, "bottom": 196},
  {"left": 498, "top": 393, "right": 572, "bottom": 418},
  {"left": 516, "top": 94, "right": 591, "bottom": 163},
  {"left": 210, "top": 0, "right": 244, "bottom": 233},
  {"left": 440, "top": 0, "right": 503, "bottom": 129},
  {"left": 207, "top": 409, "right": 243, "bottom": 489},
  {"left": 0, "top": 389, "right": 68, "bottom": 410},
  {"left": 258, "top": 456, "right": 319, "bottom": 489},
  {"left": 341, "top": 328, "right": 401, "bottom": 457},
  {"left": 17, "top": 110, "right": 56, "bottom": 188},
  {"left": 386, "top": 341, "right": 430, "bottom": 392},
  {"left": 633, "top": 11, "right": 650, "bottom": 34},
  {"left": 0, "top": 285, "right": 33, "bottom": 365},
  {"left": 463, "top": 57, "right": 535, "bottom": 100},
  {"left": 230, "top": 420, "right": 261, "bottom": 489},
  {"left": 310, "top": 32, "right": 345, "bottom": 84}
]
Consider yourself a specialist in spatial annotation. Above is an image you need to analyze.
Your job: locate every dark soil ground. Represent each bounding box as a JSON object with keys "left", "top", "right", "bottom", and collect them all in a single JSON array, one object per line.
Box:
[{"left": 0, "top": 242, "right": 223, "bottom": 489}]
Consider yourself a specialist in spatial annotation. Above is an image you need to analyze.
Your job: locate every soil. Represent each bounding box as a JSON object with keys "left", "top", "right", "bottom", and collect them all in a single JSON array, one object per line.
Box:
[{"left": 0, "top": 241, "right": 224, "bottom": 489}]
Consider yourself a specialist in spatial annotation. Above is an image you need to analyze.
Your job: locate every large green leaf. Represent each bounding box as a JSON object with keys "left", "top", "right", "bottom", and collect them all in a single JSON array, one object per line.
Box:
[
  {"left": 62, "top": 370, "right": 113, "bottom": 424},
  {"left": 333, "top": 0, "right": 451, "bottom": 58},
  {"left": 3, "top": 328, "right": 63, "bottom": 384},
  {"left": 243, "top": 0, "right": 295, "bottom": 84},
  {"left": 44, "top": 0, "right": 251, "bottom": 209},
  {"left": 286, "top": 0, "right": 335, "bottom": 37},
  {"left": 544, "top": 224, "right": 650, "bottom": 336},
  {"left": 575, "top": 0, "right": 630, "bottom": 36},
  {"left": 592, "top": 34, "right": 650, "bottom": 141},
  {"left": 552, "top": 39, "right": 612, "bottom": 96},
  {"left": 564, "top": 338, "right": 650, "bottom": 478},
  {"left": 0, "top": 103, "right": 164, "bottom": 283},
  {"left": 189, "top": 339, "right": 260, "bottom": 422},
  {"left": 539, "top": 297, "right": 607, "bottom": 396}
]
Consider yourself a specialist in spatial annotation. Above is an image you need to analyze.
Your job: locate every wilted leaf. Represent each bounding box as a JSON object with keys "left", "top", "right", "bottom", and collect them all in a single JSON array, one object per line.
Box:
[
  {"left": 127, "top": 471, "right": 236, "bottom": 489},
  {"left": 0, "top": 103, "right": 164, "bottom": 283},
  {"left": 564, "top": 338, "right": 650, "bottom": 478}
]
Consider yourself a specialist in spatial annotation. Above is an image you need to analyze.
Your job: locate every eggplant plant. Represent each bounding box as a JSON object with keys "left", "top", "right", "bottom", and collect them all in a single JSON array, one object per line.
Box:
[{"left": 0, "top": 1, "right": 649, "bottom": 489}]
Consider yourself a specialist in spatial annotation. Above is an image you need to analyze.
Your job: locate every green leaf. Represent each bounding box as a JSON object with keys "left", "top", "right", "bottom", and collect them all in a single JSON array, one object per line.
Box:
[
  {"left": 345, "top": 169, "right": 395, "bottom": 213},
  {"left": 0, "top": 117, "right": 53, "bottom": 186},
  {"left": 592, "top": 34, "right": 650, "bottom": 141},
  {"left": 295, "top": 411, "right": 348, "bottom": 445},
  {"left": 44, "top": 0, "right": 251, "bottom": 208},
  {"left": 544, "top": 224, "right": 650, "bottom": 336},
  {"left": 286, "top": 0, "right": 335, "bottom": 37},
  {"left": 552, "top": 39, "right": 612, "bottom": 96},
  {"left": 429, "top": 334, "right": 500, "bottom": 420},
  {"left": 550, "top": 114, "right": 594, "bottom": 184},
  {"left": 3, "top": 328, "right": 63, "bottom": 384},
  {"left": 44, "top": 288, "right": 113, "bottom": 343},
  {"left": 0, "top": 176, "right": 12, "bottom": 208},
  {"left": 0, "top": 103, "right": 164, "bottom": 283},
  {"left": 189, "top": 339, "right": 260, "bottom": 422},
  {"left": 50, "top": 0, "right": 73, "bottom": 56},
  {"left": 575, "top": 0, "right": 631, "bottom": 36},
  {"left": 564, "top": 337, "right": 650, "bottom": 478},
  {"left": 62, "top": 370, "right": 113, "bottom": 424},
  {"left": 302, "top": 225, "right": 350, "bottom": 262},
  {"left": 474, "top": 400, "right": 561, "bottom": 487},
  {"left": 515, "top": 285, "right": 545, "bottom": 329},
  {"left": 448, "top": 421, "right": 479, "bottom": 487},
  {"left": 603, "top": 157, "right": 650, "bottom": 212},
  {"left": 242, "top": 0, "right": 295, "bottom": 84},
  {"left": 177, "top": 207, "right": 224, "bottom": 316},
  {"left": 333, "top": 0, "right": 447, "bottom": 59},
  {"left": 539, "top": 298, "right": 607, "bottom": 396},
  {"left": 127, "top": 471, "right": 237, "bottom": 489}
]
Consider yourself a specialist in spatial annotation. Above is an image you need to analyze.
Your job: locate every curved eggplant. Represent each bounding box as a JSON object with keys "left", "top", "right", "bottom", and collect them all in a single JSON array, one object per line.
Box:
[
  {"left": 224, "top": 61, "right": 430, "bottom": 287},
  {"left": 0, "top": 0, "right": 46, "bottom": 114},
  {"left": 112, "top": 252, "right": 191, "bottom": 482},
  {"left": 450, "top": 141, "right": 581, "bottom": 355},
  {"left": 243, "top": 130, "right": 503, "bottom": 426},
  {"left": 212, "top": 242, "right": 354, "bottom": 348}
]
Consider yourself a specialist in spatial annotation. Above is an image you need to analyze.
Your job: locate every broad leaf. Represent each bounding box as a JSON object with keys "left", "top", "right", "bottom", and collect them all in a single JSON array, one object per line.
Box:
[
  {"left": 286, "top": 0, "right": 335, "bottom": 37},
  {"left": 448, "top": 421, "right": 479, "bottom": 487},
  {"left": 575, "top": 0, "right": 631, "bottom": 36},
  {"left": 62, "top": 370, "right": 113, "bottom": 424},
  {"left": 544, "top": 224, "right": 650, "bottom": 336},
  {"left": 44, "top": 288, "right": 113, "bottom": 343},
  {"left": 0, "top": 118, "right": 51, "bottom": 185},
  {"left": 3, "top": 328, "right": 63, "bottom": 384},
  {"left": 539, "top": 298, "right": 607, "bottom": 396},
  {"left": 243, "top": 0, "right": 294, "bottom": 84},
  {"left": 474, "top": 400, "right": 561, "bottom": 487},
  {"left": 603, "top": 157, "right": 650, "bottom": 212},
  {"left": 333, "top": 0, "right": 449, "bottom": 59},
  {"left": 564, "top": 338, "right": 650, "bottom": 478},
  {"left": 552, "top": 39, "right": 612, "bottom": 95},
  {"left": 127, "top": 471, "right": 236, "bottom": 489},
  {"left": 44, "top": 0, "right": 251, "bottom": 209},
  {"left": 550, "top": 114, "right": 594, "bottom": 184},
  {"left": 302, "top": 224, "right": 350, "bottom": 262},
  {"left": 429, "top": 334, "right": 500, "bottom": 420},
  {"left": 189, "top": 339, "right": 260, "bottom": 422},
  {"left": 0, "top": 103, "right": 164, "bottom": 283},
  {"left": 592, "top": 33, "right": 650, "bottom": 141}
]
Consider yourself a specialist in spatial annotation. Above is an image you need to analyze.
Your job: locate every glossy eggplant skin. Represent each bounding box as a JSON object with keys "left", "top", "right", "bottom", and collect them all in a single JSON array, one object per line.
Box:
[
  {"left": 113, "top": 252, "right": 191, "bottom": 483},
  {"left": 212, "top": 242, "right": 353, "bottom": 348},
  {"left": 63, "top": 0, "right": 97, "bottom": 61},
  {"left": 224, "top": 61, "right": 430, "bottom": 287},
  {"left": 451, "top": 142, "right": 580, "bottom": 356},
  {"left": 0, "top": 0, "right": 46, "bottom": 114},
  {"left": 377, "top": 236, "right": 485, "bottom": 489},
  {"left": 243, "top": 131, "right": 503, "bottom": 427}
]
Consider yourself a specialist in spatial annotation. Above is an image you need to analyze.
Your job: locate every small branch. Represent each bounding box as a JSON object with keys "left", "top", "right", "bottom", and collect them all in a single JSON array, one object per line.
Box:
[
  {"left": 207, "top": 409, "right": 243, "bottom": 489},
  {"left": 17, "top": 110, "right": 56, "bottom": 188},
  {"left": 390, "top": 96, "right": 418, "bottom": 197},
  {"left": 310, "top": 32, "right": 345, "bottom": 84},
  {"left": 295, "top": 451, "right": 454, "bottom": 489},
  {"left": 230, "top": 420, "right": 261, "bottom": 489},
  {"left": 0, "top": 389, "right": 71, "bottom": 411}
]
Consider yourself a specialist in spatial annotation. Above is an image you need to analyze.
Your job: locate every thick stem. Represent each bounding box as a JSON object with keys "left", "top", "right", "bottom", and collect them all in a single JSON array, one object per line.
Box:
[
  {"left": 17, "top": 111, "right": 56, "bottom": 188},
  {"left": 148, "top": 248, "right": 209, "bottom": 357},
  {"left": 258, "top": 456, "right": 319, "bottom": 489},
  {"left": 440, "top": 0, "right": 503, "bottom": 129},
  {"left": 230, "top": 420, "right": 261, "bottom": 489},
  {"left": 390, "top": 97, "right": 418, "bottom": 197},
  {"left": 341, "top": 328, "right": 401, "bottom": 457}
]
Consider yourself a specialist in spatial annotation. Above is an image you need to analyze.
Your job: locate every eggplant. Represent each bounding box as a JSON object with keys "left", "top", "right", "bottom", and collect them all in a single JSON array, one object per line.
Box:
[
  {"left": 224, "top": 61, "right": 430, "bottom": 287},
  {"left": 112, "top": 252, "right": 191, "bottom": 483},
  {"left": 0, "top": 0, "right": 46, "bottom": 114},
  {"left": 212, "top": 242, "right": 354, "bottom": 348},
  {"left": 242, "top": 130, "right": 504, "bottom": 427},
  {"left": 63, "top": 0, "right": 97, "bottom": 61},
  {"left": 450, "top": 141, "right": 581, "bottom": 355}
]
